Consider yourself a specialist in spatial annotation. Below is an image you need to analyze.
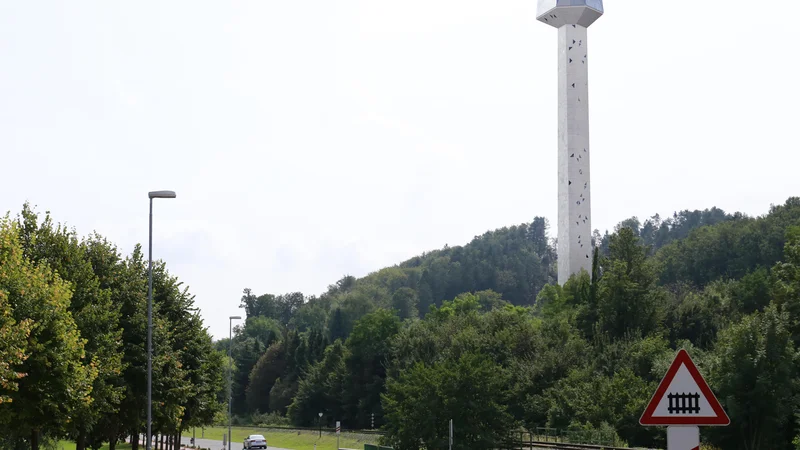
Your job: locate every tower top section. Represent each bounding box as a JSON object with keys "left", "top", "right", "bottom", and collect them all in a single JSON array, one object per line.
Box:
[{"left": 537, "top": 0, "right": 603, "bottom": 28}]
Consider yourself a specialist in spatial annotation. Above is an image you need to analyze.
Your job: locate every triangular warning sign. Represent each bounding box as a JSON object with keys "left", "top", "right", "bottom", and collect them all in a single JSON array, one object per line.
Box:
[{"left": 640, "top": 349, "right": 730, "bottom": 426}]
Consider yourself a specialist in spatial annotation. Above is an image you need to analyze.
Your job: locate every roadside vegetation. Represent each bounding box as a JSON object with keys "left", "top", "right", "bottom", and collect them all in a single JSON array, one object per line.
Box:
[{"left": 0, "top": 205, "right": 224, "bottom": 450}]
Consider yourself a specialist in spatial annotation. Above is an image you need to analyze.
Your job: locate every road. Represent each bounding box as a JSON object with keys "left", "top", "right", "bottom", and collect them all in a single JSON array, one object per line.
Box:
[{"left": 179, "top": 437, "right": 291, "bottom": 450}]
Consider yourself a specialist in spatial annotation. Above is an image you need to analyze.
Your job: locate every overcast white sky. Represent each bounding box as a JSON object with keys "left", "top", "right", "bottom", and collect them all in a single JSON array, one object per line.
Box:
[{"left": 2, "top": 1, "right": 797, "bottom": 339}]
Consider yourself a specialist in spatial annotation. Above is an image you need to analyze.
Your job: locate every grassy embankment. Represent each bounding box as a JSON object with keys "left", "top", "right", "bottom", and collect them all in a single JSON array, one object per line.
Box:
[{"left": 182, "top": 426, "right": 379, "bottom": 450}]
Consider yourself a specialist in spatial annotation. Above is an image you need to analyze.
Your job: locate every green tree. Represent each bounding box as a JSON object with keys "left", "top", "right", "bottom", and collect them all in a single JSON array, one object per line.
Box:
[
  {"left": 17, "top": 205, "right": 124, "bottom": 450},
  {"left": 0, "top": 218, "right": 95, "bottom": 450},
  {"left": 246, "top": 341, "right": 287, "bottom": 414},
  {"left": 391, "top": 287, "right": 419, "bottom": 320},
  {"left": 242, "top": 316, "right": 282, "bottom": 348},
  {"left": 708, "top": 305, "right": 799, "bottom": 450},
  {"left": 290, "top": 299, "right": 329, "bottom": 333},
  {"left": 342, "top": 309, "right": 401, "bottom": 428},
  {"left": 0, "top": 272, "right": 31, "bottom": 415},
  {"left": 287, "top": 340, "right": 348, "bottom": 426},
  {"left": 231, "top": 336, "right": 265, "bottom": 416},
  {"left": 382, "top": 352, "right": 515, "bottom": 450},
  {"left": 90, "top": 243, "right": 150, "bottom": 450},
  {"left": 545, "top": 367, "right": 655, "bottom": 446},
  {"left": 596, "top": 228, "right": 665, "bottom": 339},
  {"left": 773, "top": 226, "right": 800, "bottom": 345},
  {"left": 329, "top": 308, "right": 346, "bottom": 342},
  {"left": 240, "top": 289, "right": 279, "bottom": 319}
]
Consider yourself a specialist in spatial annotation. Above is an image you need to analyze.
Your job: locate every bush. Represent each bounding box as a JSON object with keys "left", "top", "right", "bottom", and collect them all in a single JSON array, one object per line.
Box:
[
  {"left": 251, "top": 411, "right": 290, "bottom": 427},
  {"left": 563, "top": 422, "right": 626, "bottom": 447}
]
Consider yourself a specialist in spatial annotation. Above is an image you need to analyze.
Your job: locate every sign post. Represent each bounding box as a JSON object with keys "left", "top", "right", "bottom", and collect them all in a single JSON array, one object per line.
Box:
[
  {"left": 336, "top": 421, "right": 341, "bottom": 450},
  {"left": 449, "top": 419, "right": 453, "bottom": 450},
  {"left": 640, "top": 349, "right": 729, "bottom": 450}
]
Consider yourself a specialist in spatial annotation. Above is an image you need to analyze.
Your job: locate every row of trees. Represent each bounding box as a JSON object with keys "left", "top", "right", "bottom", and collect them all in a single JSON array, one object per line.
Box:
[
  {"left": 226, "top": 198, "right": 800, "bottom": 449},
  {"left": 0, "top": 205, "right": 224, "bottom": 450}
]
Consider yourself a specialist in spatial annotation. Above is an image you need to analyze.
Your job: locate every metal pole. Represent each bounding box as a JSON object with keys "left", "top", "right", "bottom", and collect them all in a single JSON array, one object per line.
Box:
[
  {"left": 147, "top": 198, "right": 153, "bottom": 450},
  {"left": 449, "top": 419, "right": 453, "bottom": 450},
  {"left": 228, "top": 318, "right": 233, "bottom": 450}
]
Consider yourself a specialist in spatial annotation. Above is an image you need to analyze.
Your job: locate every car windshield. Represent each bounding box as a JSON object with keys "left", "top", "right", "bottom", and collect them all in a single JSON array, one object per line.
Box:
[{"left": 249, "top": 436, "right": 265, "bottom": 440}]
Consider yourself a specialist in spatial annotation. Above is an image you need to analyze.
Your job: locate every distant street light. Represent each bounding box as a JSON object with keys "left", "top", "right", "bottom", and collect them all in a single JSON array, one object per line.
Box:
[
  {"left": 228, "top": 315, "right": 242, "bottom": 450},
  {"left": 318, "top": 412, "right": 323, "bottom": 438},
  {"left": 147, "top": 190, "right": 176, "bottom": 450}
]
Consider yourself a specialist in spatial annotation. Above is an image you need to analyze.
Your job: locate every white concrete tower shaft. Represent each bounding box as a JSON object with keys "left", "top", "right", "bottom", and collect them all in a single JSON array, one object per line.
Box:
[{"left": 537, "top": 0, "right": 603, "bottom": 285}]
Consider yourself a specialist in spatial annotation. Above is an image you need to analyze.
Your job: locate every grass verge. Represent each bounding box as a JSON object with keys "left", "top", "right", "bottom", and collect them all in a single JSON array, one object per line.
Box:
[
  {"left": 182, "top": 426, "right": 379, "bottom": 450},
  {"left": 56, "top": 443, "right": 133, "bottom": 450}
]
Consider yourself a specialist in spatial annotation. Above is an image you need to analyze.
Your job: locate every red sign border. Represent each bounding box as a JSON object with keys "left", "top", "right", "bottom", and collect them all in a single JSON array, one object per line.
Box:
[{"left": 639, "top": 349, "right": 730, "bottom": 426}]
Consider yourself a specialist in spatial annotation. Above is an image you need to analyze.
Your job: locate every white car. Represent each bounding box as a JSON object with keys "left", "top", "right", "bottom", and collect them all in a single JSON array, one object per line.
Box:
[{"left": 243, "top": 434, "right": 267, "bottom": 450}]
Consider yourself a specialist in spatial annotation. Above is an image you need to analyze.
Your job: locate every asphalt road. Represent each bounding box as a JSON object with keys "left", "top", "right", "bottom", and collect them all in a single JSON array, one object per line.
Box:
[{"left": 179, "top": 437, "right": 291, "bottom": 450}]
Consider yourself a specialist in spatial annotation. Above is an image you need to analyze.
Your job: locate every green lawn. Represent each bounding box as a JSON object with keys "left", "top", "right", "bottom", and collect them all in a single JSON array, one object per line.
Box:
[
  {"left": 182, "top": 426, "right": 379, "bottom": 450},
  {"left": 56, "top": 443, "right": 133, "bottom": 450}
]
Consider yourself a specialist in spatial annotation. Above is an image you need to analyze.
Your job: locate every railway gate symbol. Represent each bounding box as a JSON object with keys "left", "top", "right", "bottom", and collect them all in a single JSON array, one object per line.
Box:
[{"left": 667, "top": 392, "right": 701, "bottom": 415}]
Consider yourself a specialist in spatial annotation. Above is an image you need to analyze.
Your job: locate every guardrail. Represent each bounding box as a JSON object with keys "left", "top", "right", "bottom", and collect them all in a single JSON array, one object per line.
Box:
[
  {"left": 523, "top": 442, "right": 631, "bottom": 449},
  {"left": 211, "top": 425, "right": 385, "bottom": 435},
  {"left": 506, "top": 439, "right": 660, "bottom": 450}
]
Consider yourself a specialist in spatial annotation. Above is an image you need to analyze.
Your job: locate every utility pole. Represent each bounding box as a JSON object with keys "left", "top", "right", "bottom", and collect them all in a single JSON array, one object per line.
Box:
[{"left": 227, "top": 316, "right": 241, "bottom": 450}]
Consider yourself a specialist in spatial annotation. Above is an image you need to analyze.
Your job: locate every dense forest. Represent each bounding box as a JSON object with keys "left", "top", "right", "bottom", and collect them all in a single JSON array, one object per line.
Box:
[
  {"left": 0, "top": 205, "right": 225, "bottom": 450},
  {"left": 3, "top": 198, "right": 799, "bottom": 450},
  {"left": 224, "top": 198, "right": 800, "bottom": 450}
]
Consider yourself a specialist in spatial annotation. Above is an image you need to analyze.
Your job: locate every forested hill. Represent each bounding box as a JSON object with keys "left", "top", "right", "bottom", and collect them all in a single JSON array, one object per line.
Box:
[{"left": 225, "top": 197, "right": 800, "bottom": 450}]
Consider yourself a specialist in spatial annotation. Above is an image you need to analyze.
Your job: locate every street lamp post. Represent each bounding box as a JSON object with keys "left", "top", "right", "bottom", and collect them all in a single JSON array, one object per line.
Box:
[
  {"left": 228, "top": 316, "right": 242, "bottom": 450},
  {"left": 318, "top": 412, "right": 323, "bottom": 438},
  {"left": 147, "top": 190, "right": 176, "bottom": 450}
]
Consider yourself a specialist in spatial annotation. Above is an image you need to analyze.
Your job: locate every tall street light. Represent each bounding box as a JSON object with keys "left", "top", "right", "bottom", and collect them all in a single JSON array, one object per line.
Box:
[
  {"left": 228, "top": 315, "right": 242, "bottom": 450},
  {"left": 147, "top": 190, "right": 176, "bottom": 450}
]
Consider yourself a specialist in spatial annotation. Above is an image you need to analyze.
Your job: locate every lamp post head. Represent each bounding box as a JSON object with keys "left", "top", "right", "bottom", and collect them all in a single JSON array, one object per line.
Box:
[
  {"left": 148, "top": 190, "right": 177, "bottom": 199},
  {"left": 318, "top": 412, "right": 323, "bottom": 418},
  {"left": 537, "top": 0, "right": 603, "bottom": 28},
  {"left": 230, "top": 316, "right": 242, "bottom": 320}
]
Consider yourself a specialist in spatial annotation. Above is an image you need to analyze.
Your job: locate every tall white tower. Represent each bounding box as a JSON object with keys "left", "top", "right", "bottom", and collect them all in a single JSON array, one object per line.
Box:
[{"left": 537, "top": 0, "right": 603, "bottom": 284}]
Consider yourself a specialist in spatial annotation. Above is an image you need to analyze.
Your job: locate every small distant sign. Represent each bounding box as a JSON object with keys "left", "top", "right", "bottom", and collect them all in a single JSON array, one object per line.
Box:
[
  {"left": 336, "top": 421, "right": 341, "bottom": 434},
  {"left": 640, "top": 349, "right": 730, "bottom": 426}
]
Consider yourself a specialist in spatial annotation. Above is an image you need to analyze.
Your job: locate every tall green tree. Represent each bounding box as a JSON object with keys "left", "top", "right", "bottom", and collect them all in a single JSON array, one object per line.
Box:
[
  {"left": 342, "top": 309, "right": 400, "bottom": 428},
  {"left": 595, "top": 228, "right": 665, "bottom": 339},
  {"left": 95, "top": 243, "right": 158, "bottom": 450},
  {"left": 708, "top": 305, "right": 799, "bottom": 450},
  {"left": 246, "top": 341, "right": 287, "bottom": 414},
  {"left": 0, "top": 218, "right": 95, "bottom": 450},
  {"left": 0, "top": 265, "right": 31, "bottom": 418},
  {"left": 287, "top": 340, "right": 348, "bottom": 426},
  {"left": 773, "top": 226, "right": 800, "bottom": 345},
  {"left": 17, "top": 205, "right": 123, "bottom": 450},
  {"left": 329, "top": 308, "right": 346, "bottom": 342}
]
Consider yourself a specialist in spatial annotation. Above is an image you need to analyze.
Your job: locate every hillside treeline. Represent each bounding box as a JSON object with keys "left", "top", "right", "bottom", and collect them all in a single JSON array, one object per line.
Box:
[
  {"left": 227, "top": 198, "right": 800, "bottom": 450},
  {"left": 0, "top": 205, "right": 224, "bottom": 450}
]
